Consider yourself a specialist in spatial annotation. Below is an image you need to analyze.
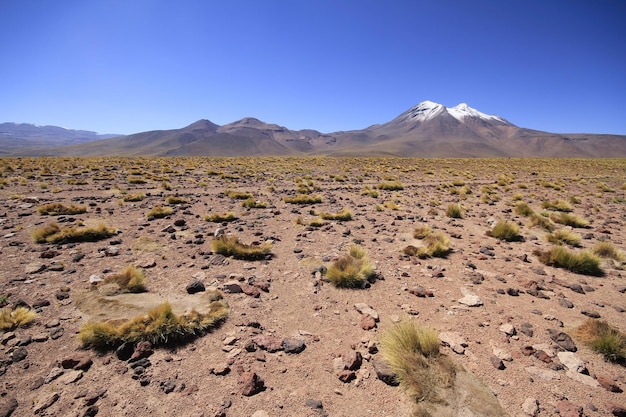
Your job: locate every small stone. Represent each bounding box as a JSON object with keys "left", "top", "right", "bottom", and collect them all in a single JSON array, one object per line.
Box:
[
  {"left": 609, "top": 403, "right": 626, "bottom": 417},
  {"left": 222, "top": 281, "right": 243, "bottom": 294},
  {"left": 499, "top": 323, "right": 516, "bottom": 336},
  {"left": 342, "top": 350, "right": 362, "bottom": 371},
  {"left": 0, "top": 397, "right": 18, "bottom": 417},
  {"left": 252, "top": 335, "right": 284, "bottom": 352},
  {"left": 116, "top": 342, "right": 134, "bottom": 361},
  {"left": 239, "top": 371, "right": 265, "bottom": 396},
  {"left": 525, "top": 366, "right": 560, "bottom": 380},
  {"left": 353, "top": 303, "right": 379, "bottom": 321},
  {"left": 596, "top": 374, "right": 623, "bottom": 393},
  {"left": 305, "top": 399, "right": 323, "bottom": 410},
  {"left": 439, "top": 331, "right": 467, "bottom": 354},
  {"left": 186, "top": 280, "right": 205, "bottom": 294},
  {"left": 44, "top": 367, "right": 64, "bottom": 384},
  {"left": 130, "top": 341, "right": 153, "bottom": 361},
  {"left": 337, "top": 370, "right": 356, "bottom": 383},
  {"left": 522, "top": 397, "right": 539, "bottom": 416},
  {"left": 458, "top": 293, "right": 483, "bottom": 307},
  {"left": 360, "top": 314, "right": 376, "bottom": 330},
  {"left": 61, "top": 352, "right": 92, "bottom": 370},
  {"left": 160, "top": 380, "right": 176, "bottom": 394},
  {"left": 557, "top": 352, "right": 586, "bottom": 373},
  {"left": 282, "top": 338, "right": 306, "bottom": 354},
  {"left": 557, "top": 400, "right": 583, "bottom": 417},
  {"left": 33, "top": 392, "right": 59, "bottom": 415},
  {"left": 548, "top": 329, "right": 577, "bottom": 352},
  {"left": 558, "top": 298, "right": 574, "bottom": 309},
  {"left": 490, "top": 355, "right": 505, "bottom": 370},
  {"left": 83, "top": 405, "right": 99, "bottom": 417},
  {"left": 581, "top": 310, "right": 601, "bottom": 319},
  {"left": 58, "top": 370, "right": 83, "bottom": 385},
  {"left": 565, "top": 370, "right": 600, "bottom": 387},
  {"left": 372, "top": 358, "right": 398, "bottom": 386},
  {"left": 11, "top": 347, "right": 27, "bottom": 362},
  {"left": 211, "top": 364, "right": 230, "bottom": 376},
  {"left": 25, "top": 262, "right": 46, "bottom": 274}
]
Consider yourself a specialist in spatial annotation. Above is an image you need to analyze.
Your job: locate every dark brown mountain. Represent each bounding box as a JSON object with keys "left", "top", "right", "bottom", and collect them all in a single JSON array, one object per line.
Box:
[{"left": 5, "top": 101, "right": 626, "bottom": 157}]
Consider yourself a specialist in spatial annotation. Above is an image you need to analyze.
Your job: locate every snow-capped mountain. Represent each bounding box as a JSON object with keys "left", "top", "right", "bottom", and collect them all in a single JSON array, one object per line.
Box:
[{"left": 397, "top": 101, "right": 511, "bottom": 125}]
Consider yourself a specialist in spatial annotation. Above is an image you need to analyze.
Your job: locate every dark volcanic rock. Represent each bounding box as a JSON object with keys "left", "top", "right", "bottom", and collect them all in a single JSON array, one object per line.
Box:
[
  {"left": 186, "top": 280, "right": 205, "bottom": 294},
  {"left": 548, "top": 329, "right": 577, "bottom": 352}
]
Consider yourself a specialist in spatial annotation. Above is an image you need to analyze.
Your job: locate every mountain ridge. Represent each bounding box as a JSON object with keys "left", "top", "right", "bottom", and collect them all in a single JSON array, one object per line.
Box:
[{"left": 3, "top": 101, "right": 626, "bottom": 158}]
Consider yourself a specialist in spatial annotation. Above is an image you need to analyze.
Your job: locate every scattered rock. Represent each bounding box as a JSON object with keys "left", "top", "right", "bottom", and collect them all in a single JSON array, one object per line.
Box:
[
  {"left": 25, "top": 262, "right": 46, "bottom": 274},
  {"left": 58, "top": 370, "right": 83, "bottom": 385},
  {"left": 609, "top": 403, "right": 626, "bottom": 417},
  {"left": 337, "top": 370, "right": 356, "bottom": 383},
  {"left": 557, "top": 400, "right": 583, "bottom": 417},
  {"left": 581, "top": 310, "right": 601, "bottom": 318},
  {"left": 557, "top": 351, "right": 586, "bottom": 373},
  {"left": 521, "top": 397, "right": 539, "bottom": 416},
  {"left": 439, "top": 331, "right": 467, "bottom": 354},
  {"left": 33, "top": 392, "right": 59, "bottom": 415},
  {"left": 305, "top": 399, "right": 323, "bottom": 410},
  {"left": 61, "top": 352, "right": 92, "bottom": 370},
  {"left": 239, "top": 371, "right": 265, "bottom": 396},
  {"left": 342, "top": 351, "right": 362, "bottom": 371},
  {"left": 11, "top": 347, "right": 27, "bottom": 362},
  {"left": 186, "top": 280, "right": 205, "bottom": 294},
  {"left": 252, "top": 335, "right": 284, "bottom": 352},
  {"left": 360, "top": 314, "right": 376, "bottom": 330},
  {"left": 548, "top": 329, "right": 577, "bottom": 352},
  {"left": 353, "top": 303, "right": 379, "bottom": 321},
  {"left": 565, "top": 370, "right": 600, "bottom": 387},
  {"left": 458, "top": 290, "right": 483, "bottom": 307},
  {"left": 498, "top": 323, "right": 516, "bottom": 336},
  {"left": 0, "top": 397, "right": 18, "bottom": 417},
  {"left": 160, "top": 379, "right": 176, "bottom": 394},
  {"left": 222, "top": 281, "right": 243, "bottom": 294},
  {"left": 282, "top": 338, "right": 306, "bottom": 354},
  {"left": 490, "top": 355, "right": 505, "bottom": 370},
  {"left": 525, "top": 366, "right": 560, "bottom": 381},
  {"left": 596, "top": 374, "right": 623, "bottom": 393},
  {"left": 130, "top": 341, "right": 153, "bottom": 361},
  {"left": 372, "top": 358, "right": 398, "bottom": 386}
]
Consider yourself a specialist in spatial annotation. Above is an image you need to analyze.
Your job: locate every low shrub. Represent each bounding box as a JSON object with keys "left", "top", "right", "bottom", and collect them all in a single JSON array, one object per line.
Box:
[
  {"left": 380, "top": 320, "right": 455, "bottom": 403},
  {"left": 204, "top": 212, "right": 237, "bottom": 223},
  {"left": 37, "top": 202, "right": 87, "bottom": 216},
  {"left": 241, "top": 198, "right": 267, "bottom": 209},
  {"left": 147, "top": 206, "right": 173, "bottom": 219},
  {"left": 541, "top": 200, "right": 572, "bottom": 212},
  {"left": 528, "top": 212, "right": 555, "bottom": 231},
  {"left": 102, "top": 265, "right": 147, "bottom": 293},
  {"left": 122, "top": 192, "right": 145, "bottom": 202},
  {"left": 592, "top": 241, "right": 624, "bottom": 261},
  {"left": 486, "top": 220, "right": 523, "bottom": 242},
  {"left": 33, "top": 222, "right": 116, "bottom": 244},
  {"left": 410, "top": 232, "right": 451, "bottom": 258},
  {"left": 533, "top": 246, "right": 603, "bottom": 276},
  {"left": 574, "top": 319, "right": 625, "bottom": 364},
  {"left": 514, "top": 201, "right": 534, "bottom": 217},
  {"left": 227, "top": 191, "right": 253, "bottom": 200},
  {"left": 325, "top": 245, "right": 375, "bottom": 288},
  {"left": 445, "top": 203, "right": 463, "bottom": 219},
  {"left": 552, "top": 212, "right": 589, "bottom": 228},
  {"left": 78, "top": 297, "right": 228, "bottom": 349},
  {"left": 361, "top": 187, "right": 379, "bottom": 198},
  {"left": 546, "top": 229, "right": 581, "bottom": 247},
  {"left": 284, "top": 194, "right": 322, "bottom": 204},
  {"left": 212, "top": 235, "right": 272, "bottom": 260},
  {"left": 0, "top": 306, "right": 37, "bottom": 331},
  {"left": 377, "top": 181, "right": 404, "bottom": 191},
  {"left": 413, "top": 224, "right": 432, "bottom": 239},
  {"left": 165, "top": 195, "right": 189, "bottom": 205},
  {"left": 319, "top": 208, "right": 352, "bottom": 221}
]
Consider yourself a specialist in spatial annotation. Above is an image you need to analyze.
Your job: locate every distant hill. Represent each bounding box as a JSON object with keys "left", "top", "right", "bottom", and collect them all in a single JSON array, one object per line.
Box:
[
  {"left": 4, "top": 102, "right": 626, "bottom": 157},
  {"left": 0, "top": 123, "right": 120, "bottom": 156}
]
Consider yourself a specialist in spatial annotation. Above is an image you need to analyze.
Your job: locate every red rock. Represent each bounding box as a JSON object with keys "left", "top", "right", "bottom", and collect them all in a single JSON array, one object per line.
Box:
[
  {"left": 130, "top": 341, "right": 153, "bottom": 361},
  {"left": 360, "top": 315, "right": 376, "bottom": 330},
  {"left": 342, "top": 351, "right": 362, "bottom": 371},
  {"left": 61, "top": 352, "right": 92, "bottom": 370},
  {"left": 337, "top": 370, "right": 356, "bottom": 383},
  {"left": 238, "top": 371, "right": 265, "bottom": 396},
  {"left": 558, "top": 400, "right": 582, "bottom": 417},
  {"left": 597, "top": 374, "right": 623, "bottom": 393},
  {"left": 252, "top": 335, "right": 284, "bottom": 352}
]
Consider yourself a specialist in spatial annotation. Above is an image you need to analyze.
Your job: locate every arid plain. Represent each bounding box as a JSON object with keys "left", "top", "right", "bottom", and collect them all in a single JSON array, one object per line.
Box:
[{"left": 0, "top": 157, "right": 624, "bottom": 417}]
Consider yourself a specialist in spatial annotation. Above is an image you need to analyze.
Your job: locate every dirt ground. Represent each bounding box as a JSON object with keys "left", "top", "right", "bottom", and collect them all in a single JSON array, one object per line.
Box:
[{"left": 0, "top": 157, "right": 624, "bottom": 417}]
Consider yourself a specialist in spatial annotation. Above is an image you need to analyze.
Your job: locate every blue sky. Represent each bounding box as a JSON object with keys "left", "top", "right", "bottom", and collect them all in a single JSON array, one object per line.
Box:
[{"left": 1, "top": 0, "right": 625, "bottom": 135}]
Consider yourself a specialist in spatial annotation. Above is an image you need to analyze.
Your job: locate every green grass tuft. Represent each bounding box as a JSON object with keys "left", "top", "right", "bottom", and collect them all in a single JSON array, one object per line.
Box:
[
  {"left": 445, "top": 203, "right": 463, "bottom": 219},
  {"left": 546, "top": 229, "right": 581, "bottom": 247},
  {"left": 102, "top": 265, "right": 147, "bottom": 293},
  {"left": 592, "top": 241, "right": 624, "bottom": 261},
  {"left": 377, "top": 181, "right": 404, "bottom": 191},
  {"left": 37, "top": 202, "right": 87, "bottom": 216},
  {"left": 574, "top": 319, "right": 625, "bottom": 364},
  {"left": 147, "top": 206, "right": 173, "bottom": 219},
  {"left": 319, "top": 208, "right": 352, "bottom": 221},
  {"left": 552, "top": 212, "right": 589, "bottom": 228},
  {"left": 32, "top": 222, "right": 116, "bottom": 244},
  {"left": 284, "top": 194, "right": 322, "bottom": 204},
  {"left": 241, "top": 198, "right": 267, "bottom": 209},
  {"left": 541, "top": 200, "right": 572, "bottom": 212},
  {"left": 204, "top": 212, "right": 238, "bottom": 223}
]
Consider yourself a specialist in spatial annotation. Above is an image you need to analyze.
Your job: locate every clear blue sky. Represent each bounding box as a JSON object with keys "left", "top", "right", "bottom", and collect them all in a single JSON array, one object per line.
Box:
[{"left": 1, "top": 0, "right": 625, "bottom": 135}]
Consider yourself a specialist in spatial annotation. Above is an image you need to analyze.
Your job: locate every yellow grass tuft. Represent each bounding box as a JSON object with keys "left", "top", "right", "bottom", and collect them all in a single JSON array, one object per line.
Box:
[
  {"left": 0, "top": 306, "right": 37, "bottom": 331},
  {"left": 533, "top": 246, "right": 603, "bottom": 276},
  {"left": 102, "top": 265, "right": 147, "bottom": 293},
  {"left": 325, "top": 245, "right": 375, "bottom": 288},
  {"left": 574, "top": 319, "right": 626, "bottom": 363},
  {"left": 32, "top": 222, "right": 116, "bottom": 244},
  {"left": 37, "top": 202, "right": 87, "bottom": 215},
  {"left": 212, "top": 235, "right": 272, "bottom": 260}
]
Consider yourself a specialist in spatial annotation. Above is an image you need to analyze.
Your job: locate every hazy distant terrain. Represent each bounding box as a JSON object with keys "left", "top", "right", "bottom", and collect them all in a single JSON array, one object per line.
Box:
[{"left": 3, "top": 102, "right": 625, "bottom": 157}]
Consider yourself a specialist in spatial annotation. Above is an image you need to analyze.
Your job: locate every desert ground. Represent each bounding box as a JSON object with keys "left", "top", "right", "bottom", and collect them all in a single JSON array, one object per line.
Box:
[{"left": 0, "top": 156, "right": 624, "bottom": 417}]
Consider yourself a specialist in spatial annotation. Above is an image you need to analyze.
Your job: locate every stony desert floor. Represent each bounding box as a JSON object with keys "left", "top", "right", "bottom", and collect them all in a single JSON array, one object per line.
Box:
[{"left": 0, "top": 157, "right": 624, "bottom": 417}]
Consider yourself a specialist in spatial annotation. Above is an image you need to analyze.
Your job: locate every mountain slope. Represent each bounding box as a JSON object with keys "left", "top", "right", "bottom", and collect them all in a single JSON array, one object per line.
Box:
[{"left": 5, "top": 101, "right": 626, "bottom": 157}]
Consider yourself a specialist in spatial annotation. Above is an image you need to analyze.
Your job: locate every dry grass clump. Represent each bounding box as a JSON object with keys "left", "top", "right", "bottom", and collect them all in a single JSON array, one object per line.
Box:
[
  {"left": 204, "top": 212, "right": 238, "bottom": 223},
  {"left": 445, "top": 203, "right": 463, "bottom": 219},
  {"left": 284, "top": 194, "right": 322, "bottom": 204},
  {"left": 227, "top": 191, "right": 253, "bottom": 200},
  {"left": 546, "top": 229, "right": 581, "bottom": 247},
  {"left": 552, "top": 212, "right": 589, "bottom": 228},
  {"left": 0, "top": 306, "right": 37, "bottom": 331},
  {"left": 325, "top": 245, "right": 375, "bottom": 288},
  {"left": 574, "top": 319, "right": 626, "bottom": 364},
  {"left": 408, "top": 232, "right": 451, "bottom": 259},
  {"left": 319, "top": 208, "right": 352, "bottom": 221},
  {"left": 413, "top": 224, "right": 432, "bottom": 239},
  {"left": 377, "top": 181, "right": 404, "bottom": 191},
  {"left": 127, "top": 176, "right": 147, "bottom": 184},
  {"left": 380, "top": 320, "right": 456, "bottom": 403},
  {"left": 102, "top": 265, "right": 147, "bottom": 293},
  {"left": 541, "top": 200, "right": 572, "bottom": 212},
  {"left": 361, "top": 187, "right": 379, "bottom": 198},
  {"left": 78, "top": 296, "right": 228, "bottom": 349},
  {"left": 37, "top": 202, "right": 87, "bottom": 215},
  {"left": 533, "top": 246, "right": 603, "bottom": 276},
  {"left": 486, "top": 220, "right": 523, "bottom": 242},
  {"left": 32, "top": 222, "right": 116, "bottom": 244},
  {"left": 165, "top": 195, "right": 189, "bottom": 205},
  {"left": 241, "top": 198, "right": 267, "bottom": 209},
  {"left": 592, "top": 241, "right": 624, "bottom": 261},
  {"left": 212, "top": 235, "right": 272, "bottom": 260},
  {"left": 147, "top": 205, "right": 173, "bottom": 219},
  {"left": 528, "top": 212, "right": 555, "bottom": 231},
  {"left": 514, "top": 201, "right": 534, "bottom": 217},
  {"left": 122, "top": 192, "right": 145, "bottom": 202}
]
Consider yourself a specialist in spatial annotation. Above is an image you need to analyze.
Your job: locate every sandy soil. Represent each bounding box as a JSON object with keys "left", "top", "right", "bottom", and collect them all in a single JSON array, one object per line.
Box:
[{"left": 0, "top": 157, "right": 624, "bottom": 417}]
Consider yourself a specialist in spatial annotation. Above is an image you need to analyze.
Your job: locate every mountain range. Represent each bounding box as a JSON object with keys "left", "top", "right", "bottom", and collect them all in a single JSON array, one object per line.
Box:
[{"left": 3, "top": 101, "right": 626, "bottom": 157}]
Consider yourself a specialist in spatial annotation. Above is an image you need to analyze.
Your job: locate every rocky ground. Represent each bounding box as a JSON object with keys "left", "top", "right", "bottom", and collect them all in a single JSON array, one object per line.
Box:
[{"left": 0, "top": 157, "right": 624, "bottom": 417}]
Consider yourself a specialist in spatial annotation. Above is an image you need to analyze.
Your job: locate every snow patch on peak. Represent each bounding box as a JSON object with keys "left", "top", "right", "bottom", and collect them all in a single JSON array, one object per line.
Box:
[
  {"left": 402, "top": 100, "right": 445, "bottom": 122},
  {"left": 448, "top": 103, "right": 506, "bottom": 123}
]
